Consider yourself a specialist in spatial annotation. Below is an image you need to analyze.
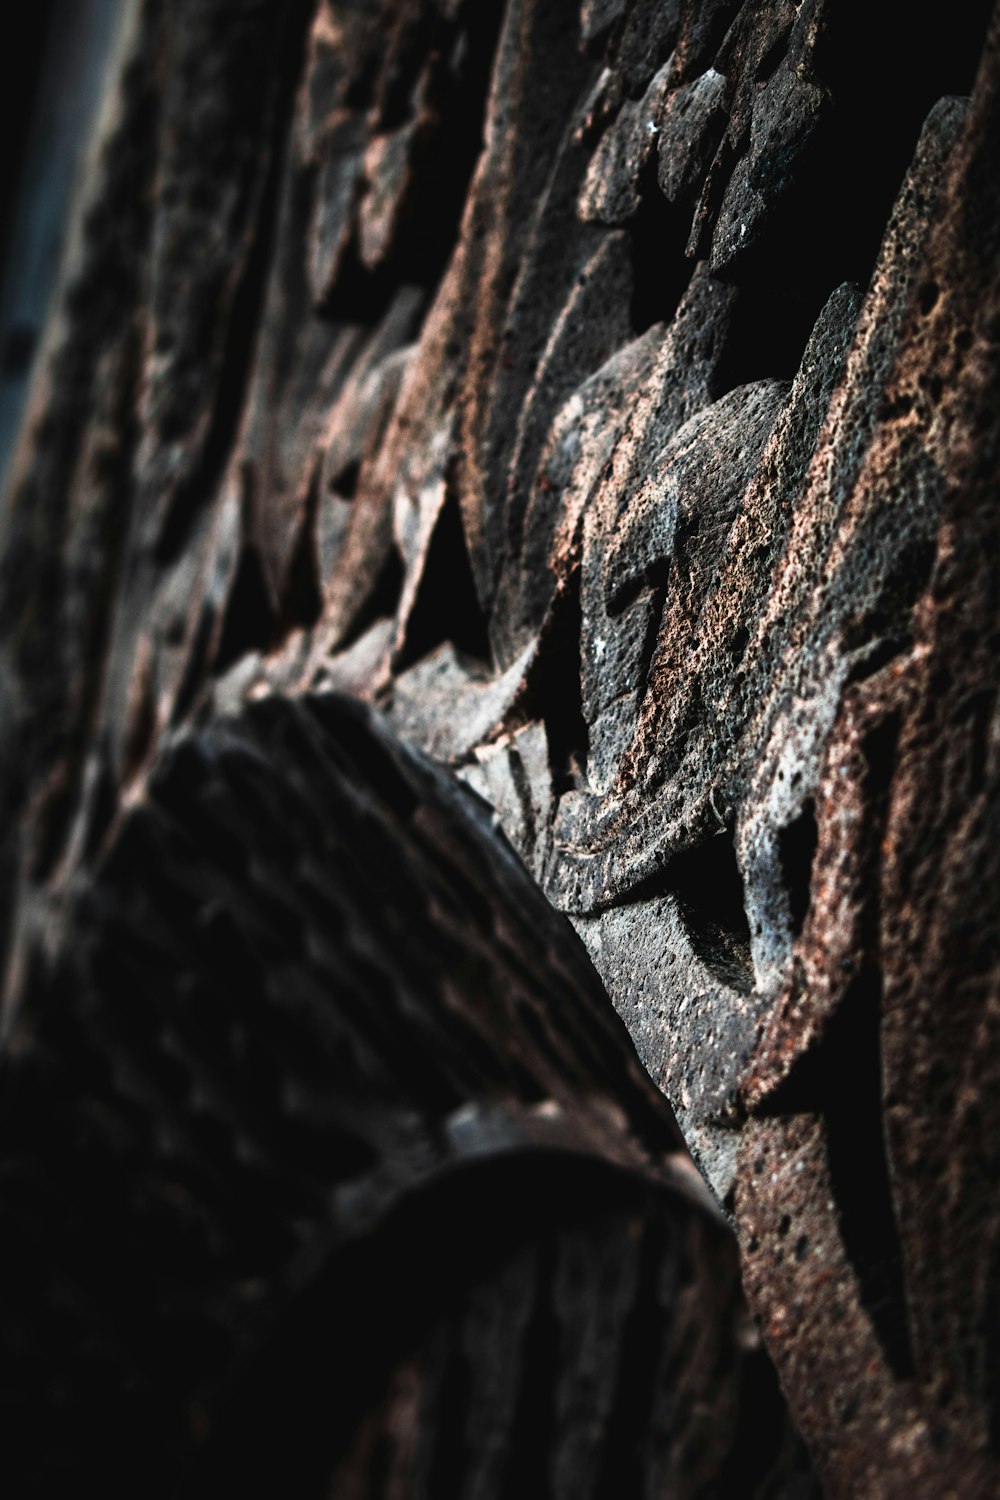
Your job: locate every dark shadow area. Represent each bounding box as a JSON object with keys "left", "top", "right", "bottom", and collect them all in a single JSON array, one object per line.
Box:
[
  {"left": 214, "top": 546, "right": 278, "bottom": 675},
  {"left": 538, "top": 570, "right": 591, "bottom": 799},
  {"left": 628, "top": 159, "right": 697, "bottom": 334},
  {"left": 708, "top": 0, "right": 992, "bottom": 393},
  {"left": 822, "top": 975, "right": 916, "bottom": 1380},
  {"left": 779, "top": 800, "right": 818, "bottom": 940},
  {"left": 671, "top": 831, "right": 754, "bottom": 994},
  {"left": 182, "top": 1157, "right": 670, "bottom": 1499},
  {"left": 624, "top": 827, "right": 755, "bottom": 994},
  {"left": 319, "top": 0, "right": 505, "bottom": 329},
  {"left": 712, "top": 277, "right": 837, "bottom": 394},
  {"left": 397, "top": 492, "right": 492, "bottom": 669}
]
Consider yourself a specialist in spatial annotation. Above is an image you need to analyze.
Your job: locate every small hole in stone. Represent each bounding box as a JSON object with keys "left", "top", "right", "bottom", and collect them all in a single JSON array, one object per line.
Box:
[
  {"left": 329, "top": 459, "right": 361, "bottom": 499},
  {"left": 779, "top": 799, "right": 818, "bottom": 939},
  {"left": 918, "top": 281, "right": 939, "bottom": 315}
]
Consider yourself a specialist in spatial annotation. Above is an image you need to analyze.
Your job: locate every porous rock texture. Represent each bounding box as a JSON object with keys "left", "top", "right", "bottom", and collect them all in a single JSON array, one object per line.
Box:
[
  {"left": 1, "top": 1, "right": 999, "bottom": 1496},
  {"left": 2, "top": 693, "right": 807, "bottom": 1495}
]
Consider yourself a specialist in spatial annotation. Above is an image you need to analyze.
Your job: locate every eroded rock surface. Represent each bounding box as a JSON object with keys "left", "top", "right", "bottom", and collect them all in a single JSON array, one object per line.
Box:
[
  {"left": 3, "top": 1, "right": 1000, "bottom": 1494},
  {"left": 4, "top": 695, "right": 816, "bottom": 1494}
]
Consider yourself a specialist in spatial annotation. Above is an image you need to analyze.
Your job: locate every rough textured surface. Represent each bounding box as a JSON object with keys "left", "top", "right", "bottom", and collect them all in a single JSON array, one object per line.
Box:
[
  {"left": 0, "top": 694, "right": 811, "bottom": 1496},
  {"left": 2, "top": 0, "right": 1000, "bottom": 1495}
]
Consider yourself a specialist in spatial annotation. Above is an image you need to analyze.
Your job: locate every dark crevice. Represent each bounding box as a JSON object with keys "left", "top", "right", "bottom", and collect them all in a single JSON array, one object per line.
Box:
[
  {"left": 606, "top": 547, "right": 668, "bottom": 617},
  {"left": 726, "top": 0, "right": 995, "bottom": 333},
  {"left": 507, "top": 747, "right": 538, "bottom": 853},
  {"left": 862, "top": 714, "right": 901, "bottom": 802},
  {"left": 752, "top": 973, "right": 916, "bottom": 1383},
  {"left": 712, "top": 276, "right": 835, "bottom": 394},
  {"left": 671, "top": 0, "right": 742, "bottom": 89},
  {"left": 672, "top": 831, "right": 754, "bottom": 993},
  {"left": 812, "top": 0, "right": 994, "bottom": 276},
  {"left": 625, "top": 829, "right": 754, "bottom": 993},
  {"left": 959, "top": 689, "right": 995, "bottom": 797},
  {"left": 633, "top": 570, "right": 669, "bottom": 711},
  {"left": 536, "top": 570, "right": 590, "bottom": 800},
  {"left": 877, "top": 392, "right": 916, "bottom": 422},
  {"left": 822, "top": 976, "right": 916, "bottom": 1380},
  {"left": 628, "top": 158, "right": 696, "bottom": 334},
  {"left": 698, "top": 0, "right": 993, "bottom": 421},
  {"left": 81, "top": 748, "right": 118, "bottom": 865},
  {"left": 213, "top": 547, "right": 277, "bottom": 676},
  {"left": 279, "top": 471, "right": 323, "bottom": 634},
  {"left": 715, "top": 1340, "right": 818, "bottom": 1497},
  {"left": 342, "top": 39, "right": 380, "bottom": 113},
  {"left": 606, "top": 0, "right": 681, "bottom": 98},
  {"left": 328, "top": 457, "right": 360, "bottom": 500},
  {"left": 779, "top": 799, "right": 818, "bottom": 939},
  {"left": 864, "top": 535, "right": 939, "bottom": 634},
  {"left": 845, "top": 635, "right": 912, "bottom": 685},
  {"left": 313, "top": 227, "right": 400, "bottom": 331},
  {"left": 918, "top": 280, "right": 940, "bottom": 316},
  {"left": 754, "top": 25, "right": 792, "bottom": 85},
  {"left": 397, "top": 492, "right": 491, "bottom": 671},
  {"left": 751, "top": 965, "right": 825, "bottom": 1117},
  {"left": 773, "top": 711, "right": 915, "bottom": 1377},
  {"left": 281, "top": 523, "right": 323, "bottom": 633}
]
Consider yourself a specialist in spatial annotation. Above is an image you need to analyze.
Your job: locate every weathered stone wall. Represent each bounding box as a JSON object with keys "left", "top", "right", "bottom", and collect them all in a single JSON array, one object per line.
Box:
[{"left": 2, "top": 2, "right": 999, "bottom": 1495}]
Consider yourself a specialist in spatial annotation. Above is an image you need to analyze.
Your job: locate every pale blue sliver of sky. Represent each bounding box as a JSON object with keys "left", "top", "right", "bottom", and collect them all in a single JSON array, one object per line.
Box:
[{"left": 0, "top": 0, "right": 123, "bottom": 492}]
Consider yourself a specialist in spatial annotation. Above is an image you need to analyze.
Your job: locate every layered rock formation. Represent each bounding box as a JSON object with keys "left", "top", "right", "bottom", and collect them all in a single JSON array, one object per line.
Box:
[{"left": 2, "top": 1, "right": 999, "bottom": 1495}]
